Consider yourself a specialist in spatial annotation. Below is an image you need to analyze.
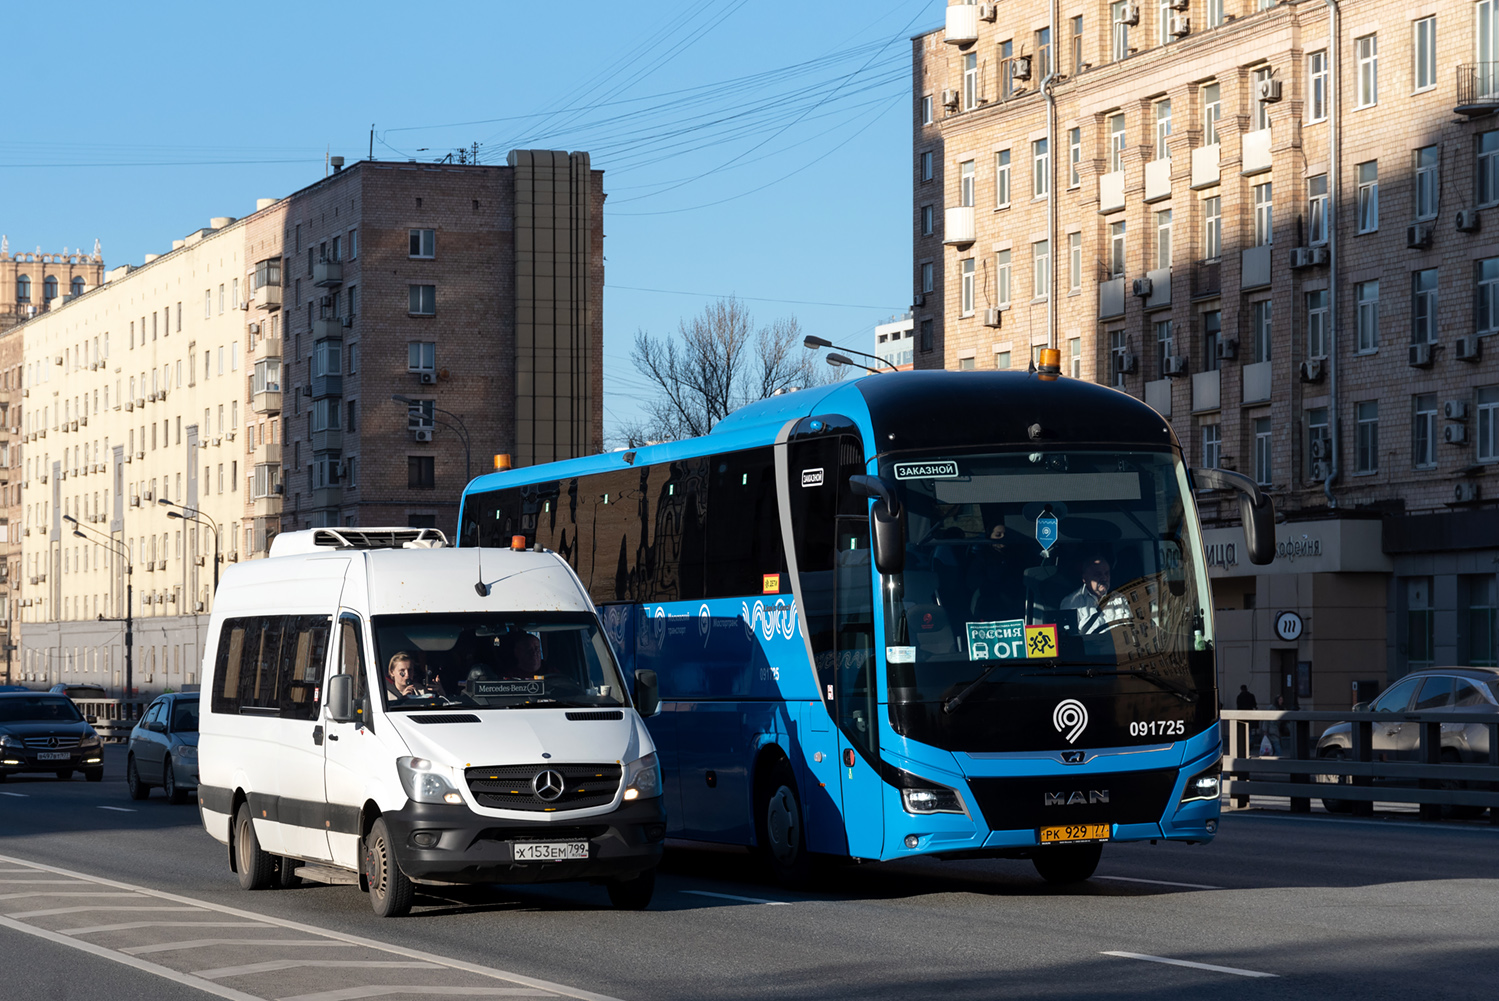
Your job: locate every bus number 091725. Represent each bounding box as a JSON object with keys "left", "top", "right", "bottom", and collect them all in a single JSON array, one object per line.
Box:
[{"left": 1130, "top": 720, "right": 1185, "bottom": 737}]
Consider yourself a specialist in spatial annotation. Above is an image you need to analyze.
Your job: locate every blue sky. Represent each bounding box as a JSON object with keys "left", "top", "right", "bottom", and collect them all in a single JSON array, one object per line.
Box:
[{"left": 1, "top": 0, "right": 939, "bottom": 439}]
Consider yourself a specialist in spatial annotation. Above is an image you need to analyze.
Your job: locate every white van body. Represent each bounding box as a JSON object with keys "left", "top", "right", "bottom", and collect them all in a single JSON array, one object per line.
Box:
[{"left": 197, "top": 529, "right": 664, "bottom": 909}]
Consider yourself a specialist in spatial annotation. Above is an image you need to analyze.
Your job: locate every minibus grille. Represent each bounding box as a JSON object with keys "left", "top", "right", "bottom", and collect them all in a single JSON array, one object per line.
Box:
[
  {"left": 408, "top": 713, "right": 482, "bottom": 724},
  {"left": 565, "top": 710, "right": 624, "bottom": 721},
  {"left": 465, "top": 763, "right": 622, "bottom": 811}
]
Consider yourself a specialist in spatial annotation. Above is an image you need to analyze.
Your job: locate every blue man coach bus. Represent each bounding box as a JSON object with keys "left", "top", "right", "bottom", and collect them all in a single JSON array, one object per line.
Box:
[{"left": 457, "top": 361, "right": 1274, "bottom": 885}]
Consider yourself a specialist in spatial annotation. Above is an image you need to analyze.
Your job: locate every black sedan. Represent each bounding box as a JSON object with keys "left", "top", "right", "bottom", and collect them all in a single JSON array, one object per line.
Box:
[{"left": 0, "top": 692, "right": 106, "bottom": 781}]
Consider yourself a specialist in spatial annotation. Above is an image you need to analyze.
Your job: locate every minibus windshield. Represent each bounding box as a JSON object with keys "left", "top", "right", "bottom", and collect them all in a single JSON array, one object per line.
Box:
[{"left": 372, "top": 613, "right": 629, "bottom": 712}]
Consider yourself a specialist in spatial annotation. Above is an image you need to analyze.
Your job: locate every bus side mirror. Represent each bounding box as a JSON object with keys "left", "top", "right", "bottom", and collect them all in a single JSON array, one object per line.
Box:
[
  {"left": 634, "top": 669, "right": 661, "bottom": 718},
  {"left": 326, "top": 673, "right": 356, "bottom": 723},
  {"left": 1191, "top": 467, "right": 1277, "bottom": 566},
  {"left": 848, "top": 474, "right": 906, "bottom": 575}
]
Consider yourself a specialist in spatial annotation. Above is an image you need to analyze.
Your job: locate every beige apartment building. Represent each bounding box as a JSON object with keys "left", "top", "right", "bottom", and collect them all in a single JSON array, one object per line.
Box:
[
  {"left": 11, "top": 151, "right": 604, "bottom": 696},
  {"left": 916, "top": 0, "right": 1499, "bottom": 707},
  {"left": 1, "top": 240, "right": 104, "bottom": 332}
]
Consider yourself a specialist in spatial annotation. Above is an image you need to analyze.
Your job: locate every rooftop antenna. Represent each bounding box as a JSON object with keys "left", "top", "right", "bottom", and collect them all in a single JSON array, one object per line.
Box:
[
  {"left": 474, "top": 546, "right": 489, "bottom": 597},
  {"left": 369, "top": 125, "right": 374, "bottom": 161}
]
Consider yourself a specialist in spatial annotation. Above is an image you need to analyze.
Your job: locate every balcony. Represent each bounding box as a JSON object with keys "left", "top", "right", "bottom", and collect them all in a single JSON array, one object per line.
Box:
[
  {"left": 252, "top": 495, "right": 281, "bottom": 519},
  {"left": 257, "top": 441, "right": 282, "bottom": 465},
  {"left": 1098, "top": 277, "right": 1125, "bottom": 318},
  {"left": 1192, "top": 369, "right": 1220, "bottom": 412},
  {"left": 1456, "top": 64, "right": 1499, "bottom": 116},
  {"left": 311, "top": 373, "right": 342, "bottom": 399},
  {"left": 1144, "top": 267, "right": 1171, "bottom": 310},
  {"left": 945, "top": 3, "right": 979, "bottom": 44},
  {"left": 255, "top": 284, "right": 282, "bottom": 310},
  {"left": 312, "top": 318, "right": 342, "bottom": 341},
  {"left": 1144, "top": 378, "right": 1172, "bottom": 417},
  {"left": 1242, "top": 128, "right": 1271, "bottom": 175},
  {"left": 313, "top": 260, "right": 344, "bottom": 288},
  {"left": 1098, "top": 170, "right": 1125, "bottom": 214},
  {"left": 1144, "top": 159, "right": 1171, "bottom": 202},
  {"left": 944, "top": 206, "right": 975, "bottom": 245},
  {"left": 1242, "top": 360, "right": 1272, "bottom": 404},
  {"left": 1193, "top": 259, "right": 1221, "bottom": 299},
  {"left": 1191, "top": 145, "right": 1220, "bottom": 189},
  {"left": 312, "top": 486, "right": 341, "bottom": 509},
  {"left": 251, "top": 390, "right": 282, "bottom": 416},
  {"left": 311, "top": 428, "right": 342, "bottom": 452},
  {"left": 1241, "top": 246, "right": 1272, "bottom": 289},
  {"left": 256, "top": 335, "right": 283, "bottom": 359}
]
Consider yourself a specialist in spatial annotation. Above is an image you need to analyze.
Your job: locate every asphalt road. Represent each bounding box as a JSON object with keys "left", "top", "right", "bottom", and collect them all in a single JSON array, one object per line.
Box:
[{"left": 2, "top": 744, "right": 1496, "bottom": 1000}]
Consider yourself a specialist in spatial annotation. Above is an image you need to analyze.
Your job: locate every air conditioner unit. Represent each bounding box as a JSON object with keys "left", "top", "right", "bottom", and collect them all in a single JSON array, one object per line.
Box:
[
  {"left": 1163, "top": 355, "right": 1188, "bottom": 376},
  {"left": 913, "top": 293, "right": 925, "bottom": 306},
  {"left": 414, "top": 429, "right": 434, "bottom": 443},
  {"left": 1445, "top": 400, "right": 1469, "bottom": 420},
  {"left": 1132, "top": 276, "right": 1153, "bottom": 297},
  {"left": 1310, "top": 438, "right": 1329, "bottom": 460},
  {"left": 978, "top": 3, "right": 997, "bottom": 21},
  {"left": 248, "top": 322, "right": 260, "bottom": 334},
  {"left": 136, "top": 450, "right": 145, "bottom": 459},
  {"left": 1310, "top": 460, "right": 1329, "bottom": 480},
  {"left": 129, "top": 496, "right": 140, "bottom": 507},
  {"left": 942, "top": 89, "right": 960, "bottom": 110},
  {"left": 1012, "top": 55, "right": 1033, "bottom": 81},
  {"left": 983, "top": 308, "right": 1002, "bottom": 328},
  {"left": 38, "top": 474, "right": 46, "bottom": 484},
  {"left": 158, "top": 389, "right": 166, "bottom": 401},
  {"left": 418, "top": 371, "right": 437, "bottom": 385},
  {"left": 1445, "top": 424, "right": 1468, "bottom": 444},
  {"left": 1455, "top": 482, "right": 1481, "bottom": 503},
  {"left": 1299, "top": 359, "right": 1325, "bottom": 383},
  {"left": 1217, "top": 338, "right": 1239, "bottom": 361},
  {"left": 1406, "top": 224, "right": 1433, "bottom": 249},
  {"left": 196, "top": 602, "right": 205, "bottom": 612},
  {"left": 225, "top": 431, "right": 235, "bottom": 441},
  {"left": 1408, "top": 343, "right": 1434, "bottom": 368},
  {"left": 239, "top": 301, "right": 249, "bottom": 310},
  {"left": 1257, "top": 78, "right": 1282, "bottom": 103},
  {"left": 212, "top": 438, "right": 222, "bottom": 447},
  {"left": 147, "top": 392, "right": 157, "bottom": 402},
  {"left": 1455, "top": 336, "right": 1482, "bottom": 362},
  {"left": 124, "top": 401, "right": 133, "bottom": 412},
  {"left": 341, "top": 317, "right": 353, "bottom": 328},
  {"left": 1289, "top": 248, "right": 1313, "bottom": 269},
  {"left": 1169, "top": 0, "right": 1189, "bottom": 9},
  {"left": 1310, "top": 246, "right": 1330, "bottom": 265},
  {"left": 1456, "top": 209, "right": 1481, "bottom": 233},
  {"left": 124, "top": 453, "right": 132, "bottom": 463},
  {"left": 1120, "top": 4, "right": 1140, "bottom": 25},
  {"left": 135, "top": 398, "right": 145, "bottom": 408},
  {"left": 143, "top": 490, "right": 153, "bottom": 501},
  {"left": 27, "top": 576, "right": 36, "bottom": 586},
  {"left": 1170, "top": 15, "right": 1190, "bottom": 36},
  {"left": 54, "top": 356, "right": 62, "bottom": 365},
  {"left": 194, "top": 556, "right": 205, "bottom": 566},
  {"left": 1116, "top": 351, "right": 1138, "bottom": 374}
]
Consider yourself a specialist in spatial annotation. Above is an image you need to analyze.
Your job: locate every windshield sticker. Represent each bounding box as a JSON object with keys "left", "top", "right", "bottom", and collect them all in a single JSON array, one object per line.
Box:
[
  {"left": 966, "top": 619, "right": 1026, "bottom": 660},
  {"left": 762, "top": 573, "right": 780, "bottom": 594},
  {"left": 1035, "top": 504, "right": 1059, "bottom": 557},
  {"left": 471, "top": 680, "right": 545, "bottom": 697},
  {"left": 801, "top": 467, "right": 825, "bottom": 487},
  {"left": 894, "top": 460, "right": 959, "bottom": 480},
  {"left": 1025, "top": 624, "right": 1059, "bottom": 658},
  {"left": 886, "top": 645, "right": 915, "bottom": 664}
]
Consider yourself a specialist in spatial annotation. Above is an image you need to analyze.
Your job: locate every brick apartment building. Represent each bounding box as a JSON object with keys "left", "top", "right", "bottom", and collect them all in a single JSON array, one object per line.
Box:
[
  {"left": 915, "top": 0, "right": 1499, "bottom": 706},
  {"left": 7, "top": 151, "right": 603, "bottom": 695}
]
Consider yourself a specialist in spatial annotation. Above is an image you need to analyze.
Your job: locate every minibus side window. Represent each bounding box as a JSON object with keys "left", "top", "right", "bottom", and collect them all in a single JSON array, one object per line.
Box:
[
  {"left": 282, "top": 615, "right": 331, "bottom": 722},
  {"left": 334, "top": 614, "right": 371, "bottom": 727},
  {"left": 211, "top": 622, "right": 248, "bottom": 714}
]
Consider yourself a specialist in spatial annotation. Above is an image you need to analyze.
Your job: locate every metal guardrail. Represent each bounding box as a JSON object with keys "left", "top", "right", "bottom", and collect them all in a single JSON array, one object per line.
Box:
[
  {"left": 72, "top": 699, "right": 147, "bottom": 741},
  {"left": 1220, "top": 709, "right": 1499, "bottom": 824},
  {"left": 1456, "top": 63, "right": 1499, "bottom": 116}
]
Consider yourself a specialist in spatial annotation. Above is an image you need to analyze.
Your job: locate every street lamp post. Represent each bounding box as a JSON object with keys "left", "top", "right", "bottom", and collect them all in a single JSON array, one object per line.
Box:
[
  {"left": 64, "top": 515, "right": 133, "bottom": 709},
  {"left": 803, "top": 334, "right": 899, "bottom": 373},
  {"left": 392, "top": 395, "right": 472, "bottom": 484},
  {"left": 159, "top": 500, "right": 220, "bottom": 594}
]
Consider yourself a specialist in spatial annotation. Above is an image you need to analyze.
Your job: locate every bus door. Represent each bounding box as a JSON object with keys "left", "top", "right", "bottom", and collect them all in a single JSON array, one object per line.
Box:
[{"left": 833, "top": 514, "right": 883, "bottom": 859}]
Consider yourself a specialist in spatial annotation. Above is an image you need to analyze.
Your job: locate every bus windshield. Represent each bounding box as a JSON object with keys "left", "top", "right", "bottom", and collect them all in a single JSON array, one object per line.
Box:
[
  {"left": 881, "top": 449, "right": 1215, "bottom": 748},
  {"left": 372, "top": 613, "right": 629, "bottom": 712}
]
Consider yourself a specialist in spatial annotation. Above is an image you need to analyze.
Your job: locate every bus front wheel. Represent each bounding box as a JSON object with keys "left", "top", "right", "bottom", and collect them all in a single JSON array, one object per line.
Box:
[
  {"left": 758, "top": 761, "right": 814, "bottom": 887},
  {"left": 1032, "top": 843, "right": 1102, "bottom": 885}
]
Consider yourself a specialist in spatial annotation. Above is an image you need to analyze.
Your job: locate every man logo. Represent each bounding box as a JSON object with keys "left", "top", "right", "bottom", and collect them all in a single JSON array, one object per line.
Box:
[
  {"left": 1053, "top": 698, "right": 1088, "bottom": 744},
  {"left": 1043, "top": 790, "right": 1110, "bottom": 806}
]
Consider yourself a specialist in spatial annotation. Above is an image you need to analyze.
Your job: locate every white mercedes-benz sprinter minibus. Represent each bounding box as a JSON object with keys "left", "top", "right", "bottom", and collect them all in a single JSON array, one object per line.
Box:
[{"left": 197, "top": 528, "right": 665, "bottom": 916}]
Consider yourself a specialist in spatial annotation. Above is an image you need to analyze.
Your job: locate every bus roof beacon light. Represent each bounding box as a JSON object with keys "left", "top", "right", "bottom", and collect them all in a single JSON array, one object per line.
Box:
[{"left": 493, "top": 454, "right": 512, "bottom": 472}]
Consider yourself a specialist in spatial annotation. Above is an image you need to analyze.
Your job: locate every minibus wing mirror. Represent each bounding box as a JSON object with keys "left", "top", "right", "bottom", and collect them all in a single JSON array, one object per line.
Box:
[
  {"left": 1191, "top": 467, "right": 1277, "bottom": 566},
  {"left": 326, "top": 673, "right": 356, "bottom": 723},
  {"left": 634, "top": 669, "right": 661, "bottom": 718},
  {"left": 848, "top": 474, "right": 906, "bottom": 576}
]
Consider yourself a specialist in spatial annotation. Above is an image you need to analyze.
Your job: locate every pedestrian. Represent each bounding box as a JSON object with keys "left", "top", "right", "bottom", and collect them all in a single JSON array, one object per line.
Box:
[
  {"left": 1268, "top": 694, "right": 1289, "bottom": 757},
  {"left": 1236, "top": 684, "right": 1258, "bottom": 711}
]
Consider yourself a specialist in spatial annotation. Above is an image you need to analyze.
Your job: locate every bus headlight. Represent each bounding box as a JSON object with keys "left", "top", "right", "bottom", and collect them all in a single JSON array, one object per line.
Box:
[
  {"left": 901, "top": 782, "right": 966, "bottom": 815},
  {"left": 1180, "top": 763, "right": 1221, "bottom": 803},
  {"left": 622, "top": 753, "right": 660, "bottom": 801},
  {"left": 396, "top": 756, "right": 463, "bottom": 805}
]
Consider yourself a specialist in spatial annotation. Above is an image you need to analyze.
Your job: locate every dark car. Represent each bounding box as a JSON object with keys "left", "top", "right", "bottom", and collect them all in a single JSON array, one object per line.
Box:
[
  {"left": 126, "top": 693, "right": 199, "bottom": 803},
  {"left": 0, "top": 692, "right": 106, "bottom": 781},
  {"left": 49, "top": 684, "right": 110, "bottom": 700}
]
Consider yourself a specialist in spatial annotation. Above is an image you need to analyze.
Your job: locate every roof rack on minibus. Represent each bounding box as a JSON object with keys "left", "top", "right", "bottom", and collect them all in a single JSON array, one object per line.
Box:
[{"left": 267, "top": 527, "right": 450, "bottom": 557}]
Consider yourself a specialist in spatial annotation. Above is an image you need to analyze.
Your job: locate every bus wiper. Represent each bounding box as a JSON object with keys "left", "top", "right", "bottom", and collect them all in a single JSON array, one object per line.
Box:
[
  {"left": 1041, "top": 668, "right": 1196, "bottom": 703},
  {"left": 943, "top": 664, "right": 1005, "bottom": 715}
]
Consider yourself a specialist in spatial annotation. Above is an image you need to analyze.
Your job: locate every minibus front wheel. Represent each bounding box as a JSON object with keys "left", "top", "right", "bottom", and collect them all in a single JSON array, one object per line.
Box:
[{"left": 363, "top": 817, "right": 415, "bottom": 918}]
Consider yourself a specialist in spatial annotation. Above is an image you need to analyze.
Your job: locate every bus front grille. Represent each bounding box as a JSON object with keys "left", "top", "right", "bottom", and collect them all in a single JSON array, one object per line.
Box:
[
  {"left": 465, "top": 763, "right": 622, "bottom": 812},
  {"left": 964, "top": 769, "right": 1178, "bottom": 831}
]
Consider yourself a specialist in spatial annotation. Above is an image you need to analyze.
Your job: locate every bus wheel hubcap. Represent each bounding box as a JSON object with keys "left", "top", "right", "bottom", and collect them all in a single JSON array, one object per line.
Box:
[{"left": 767, "top": 787, "right": 797, "bottom": 862}]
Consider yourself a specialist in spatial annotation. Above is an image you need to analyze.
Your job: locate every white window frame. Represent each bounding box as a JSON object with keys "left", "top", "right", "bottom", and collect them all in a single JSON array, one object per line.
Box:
[
  {"left": 1253, "top": 182, "right": 1273, "bottom": 247},
  {"left": 961, "top": 258, "right": 976, "bottom": 316},
  {"left": 1111, "top": 1, "right": 1130, "bottom": 60},
  {"left": 1252, "top": 299, "right": 1273, "bottom": 363},
  {"left": 1478, "top": 386, "right": 1499, "bottom": 463},
  {"left": 1478, "top": 258, "right": 1499, "bottom": 334},
  {"left": 1356, "top": 34, "right": 1378, "bottom": 108},
  {"left": 1032, "top": 240, "right": 1050, "bottom": 300},
  {"left": 1356, "top": 280, "right": 1380, "bottom": 353},
  {"left": 961, "top": 159, "right": 976, "bottom": 207},
  {"left": 921, "top": 94, "right": 933, "bottom": 125},
  {"left": 1202, "top": 83, "right": 1221, "bottom": 146},
  {"left": 1413, "top": 394, "right": 1438, "bottom": 469},
  {"left": 1308, "top": 50, "right": 1328, "bottom": 121},
  {"left": 408, "top": 284, "right": 437, "bottom": 316},
  {"left": 1201, "top": 423, "right": 1221, "bottom": 469},
  {"left": 1158, "top": 0, "right": 1174, "bottom": 45},
  {"left": 1069, "top": 336, "right": 1082, "bottom": 378},
  {"left": 1068, "top": 232, "right": 1082, "bottom": 291},
  {"left": 1306, "top": 290, "right": 1329, "bottom": 359},
  {"left": 921, "top": 150, "right": 934, "bottom": 182},
  {"left": 1481, "top": 132, "right": 1499, "bottom": 208},
  {"left": 1154, "top": 100, "right": 1172, "bottom": 160},
  {"left": 1254, "top": 417, "right": 1273, "bottom": 486},
  {"left": 1412, "top": 269, "right": 1439, "bottom": 345},
  {"left": 921, "top": 261, "right": 935, "bottom": 294},
  {"left": 1307, "top": 175, "right": 1328, "bottom": 245},
  {"left": 1032, "top": 139, "right": 1049, "bottom": 198},
  {"left": 1068, "top": 127, "right": 1081, "bottom": 187},
  {"left": 995, "top": 150, "right": 1011, "bottom": 208},
  {"left": 921, "top": 204, "right": 934, "bottom": 235},
  {"left": 1109, "top": 114, "right": 1126, "bottom": 173},
  {"left": 1110, "top": 329, "right": 1129, "bottom": 387},
  {"left": 1412, "top": 17, "right": 1436, "bottom": 93},
  {"left": 1109, "top": 221, "right": 1127, "bottom": 279},
  {"left": 409, "top": 228, "right": 436, "bottom": 259},
  {"left": 963, "top": 52, "right": 979, "bottom": 110},
  {"left": 1356, "top": 161, "right": 1379, "bottom": 233},
  {"left": 1414, "top": 146, "right": 1439, "bottom": 221},
  {"left": 1036, "top": 27, "right": 1052, "bottom": 78},
  {"left": 1203, "top": 196, "right": 1221, "bottom": 260},
  {"left": 996, "top": 250, "right": 1012, "bottom": 308},
  {"left": 1355, "top": 401, "right": 1379, "bottom": 474},
  {"left": 1155, "top": 209, "right": 1172, "bottom": 269}
]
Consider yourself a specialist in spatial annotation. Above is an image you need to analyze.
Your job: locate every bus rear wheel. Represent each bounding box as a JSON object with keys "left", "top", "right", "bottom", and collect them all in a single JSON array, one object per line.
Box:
[
  {"left": 758, "top": 761, "right": 814, "bottom": 887},
  {"left": 1032, "top": 843, "right": 1102, "bottom": 885}
]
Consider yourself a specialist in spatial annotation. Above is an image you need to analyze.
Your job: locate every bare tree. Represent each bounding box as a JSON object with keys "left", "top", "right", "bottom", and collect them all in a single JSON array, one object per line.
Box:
[{"left": 621, "top": 297, "right": 836, "bottom": 444}]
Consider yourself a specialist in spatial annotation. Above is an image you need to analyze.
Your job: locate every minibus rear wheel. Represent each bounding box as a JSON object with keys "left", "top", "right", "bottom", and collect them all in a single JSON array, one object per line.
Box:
[
  {"left": 364, "top": 817, "right": 414, "bottom": 917},
  {"left": 234, "top": 802, "right": 275, "bottom": 890}
]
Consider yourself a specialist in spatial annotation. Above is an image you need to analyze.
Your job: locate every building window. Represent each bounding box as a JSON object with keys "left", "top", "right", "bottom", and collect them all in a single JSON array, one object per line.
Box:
[
  {"left": 1153, "top": 100, "right": 1171, "bottom": 160},
  {"left": 1071, "top": 15, "right": 1084, "bottom": 72},
  {"left": 999, "top": 40, "right": 1015, "bottom": 99},
  {"left": 1406, "top": 577, "right": 1435, "bottom": 671},
  {"left": 1201, "top": 423, "right": 1221, "bottom": 469},
  {"left": 1111, "top": 1, "right": 1131, "bottom": 60},
  {"left": 963, "top": 52, "right": 979, "bottom": 110},
  {"left": 1251, "top": 300, "right": 1272, "bottom": 363},
  {"left": 1480, "top": 258, "right": 1499, "bottom": 334},
  {"left": 1069, "top": 336, "right": 1082, "bottom": 378},
  {"left": 407, "top": 341, "right": 437, "bottom": 374},
  {"left": 1109, "top": 221, "right": 1126, "bottom": 278},
  {"left": 1036, "top": 26, "right": 1052, "bottom": 78},
  {"left": 1306, "top": 290, "right": 1328, "bottom": 359},
  {"left": 1478, "top": 386, "right": 1499, "bottom": 462},
  {"left": 1203, "top": 195, "right": 1221, "bottom": 259},
  {"left": 1465, "top": 576, "right": 1498, "bottom": 667},
  {"left": 1158, "top": 0, "right": 1174, "bottom": 45},
  {"left": 1032, "top": 139, "right": 1049, "bottom": 198},
  {"left": 1155, "top": 319, "right": 1174, "bottom": 377},
  {"left": 1355, "top": 400, "right": 1379, "bottom": 473},
  {"left": 1202, "top": 83, "right": 1221, "bottom": 145},
  {"left": 1412, "top": 17, "right": 1436, "bottom": 92},
  {"left": 1356, "top": 34, "right": 1378, "bottom": 107},
  {"left": 1307, "top": 175, "right": 1328, "bottom": 245},
  {"left": 921, "top": 204, "right": 934, "bottom": 236},
  {"left": 1253, "top": 182, "right": 1273, "bottom": 246},
  {"left": 1068, "top": 232, "right": 1082, "bottom": 291},
  {"left": 1251, "top": 68, "right": 1273, "bottom": 131},
  {"left": 958, "top": 356, "right": 977, "bottom": 371},
  {"left": 408, "top": 455, "right": 436, "bottom": 489},
  {"left": 921, "top": 94, "right": 933, "bottom": 125},
  {"left": 961, "top": 258, "right": 976, "bottom": 316},
  {"left": 1110, "top": 329, "right": 1129, "bottom": 387},
  {"left": 1108, "top": 113, "right": 1126, "bottom": 172},
  {"left": 1032, "top": 240, "right": 1050, "bottom": 299},
  {"left": 409, "top": 229, "right": 436, "bottom": 258},
  {"left": 1414, "top": 146, "right": 1439, "bottom": 221},
  {"left": 1481, "top": 132, "right": 1499, "bottom": 207},
  {"left": 1254, "top": 417, "right": 1273, "bottom": 486},
  {"left": 15, "top": 275, "right": 29, "bottom": 302},
  {"left": 1356, "top": 161, "right": 1379, "bottom": 232},
  {"left": 1308, "top": 407, "right": 1329, "bottom": 480},
  {"left": 1308, "top": 51, "right": 1328, "bottom": 121},
  {"left": 995, "top": 150, "right": 1011, "bottom": 207},
  {"left": 1155, "top": 209, "right": 1172, "bottom": 269},
  {"left": 1413, "top": 393, "right": 1438, "bottom": 468},
  {"left": 921, "top": 150, "right": 934, "bottom": 182},
  {"left": 921, "top": 261, "right": 934, "bottom": 294},
  {"left": 960, "top": 159, "right": 975, "bottom": 207},
  {"left": 919, "top": 319, "right": 933, "bottom": 352},
  {"left": 1412, "top": 269, "right": 1439, "bottom": 344},
  {"left": 1356, "top": 280, "right": 1380, "bottom": 352},
  {"left": 408, "top": 285, "right": 436, "bottom": 316},
  {"left": 996, "top": 250, "right": 1012, "bottom": 307},
  {"left": 1202, "top": 309, "right": 1221, "bottom": 372},
  {"left": 1068, "top": 127, "right": 1081, "bottom": 187}
]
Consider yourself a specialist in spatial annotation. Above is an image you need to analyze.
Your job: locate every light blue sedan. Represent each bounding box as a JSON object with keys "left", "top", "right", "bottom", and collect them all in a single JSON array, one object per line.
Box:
[{"left": 126, "top": 693, "right": 199, "bottom": 804}]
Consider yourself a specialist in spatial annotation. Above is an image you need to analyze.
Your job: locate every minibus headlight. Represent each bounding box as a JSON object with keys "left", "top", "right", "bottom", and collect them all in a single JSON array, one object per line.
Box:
[
  {"left": 396, "top": 756, "right": 463, "bottom": 805},
  {"left": 622, "top": 752, "right": 661, "bottom": 802},
  {"left": 1180, "top": 763, "right": 1221, "bottom": 803},
  {"left": 900, "top": 784, "right": 966, "bottom": 815}
]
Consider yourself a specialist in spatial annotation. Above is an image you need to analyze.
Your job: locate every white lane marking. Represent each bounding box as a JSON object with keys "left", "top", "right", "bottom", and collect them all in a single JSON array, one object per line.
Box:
[
  {"left": 280, "top": 989, "right": 555, "bottom": 1001},
  {"left": 1096, "top": 875, "right": 1224, "bottom": 890},
  {"left": 0, "top": 914, "right": 264, "bottom": 1001},
  {"left": 0, "top": 891, "right": 140, "bottom": 902},
  {"left": 0, "top": 879, "right": 87, "bottom": 884},
  {"left": 1102, "top": 951, "right": 1278, "bottom": 978},
  {"left": 195, "top": 960, "right": 444, "bottom": 981},
  {"left": 64, "top": 921, "right": 267, "bottom": 935},
  {"left": 0, "top": 792, "right": 28, "bottom": 797},
  {"left": 98, "top": 806, "right": 137, "bottom": 813},
  {"left": 681, "top": 890, "right": 792, "bottom": 906},
  {"left": 126, "top": 938, "right": 359, "bottom": 956},
  {"left": 0, "top": 853, "right": 626, "bottom": 1001},
  {"left": 9, "top": 906, "right": 201, "bottom": 919}
]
